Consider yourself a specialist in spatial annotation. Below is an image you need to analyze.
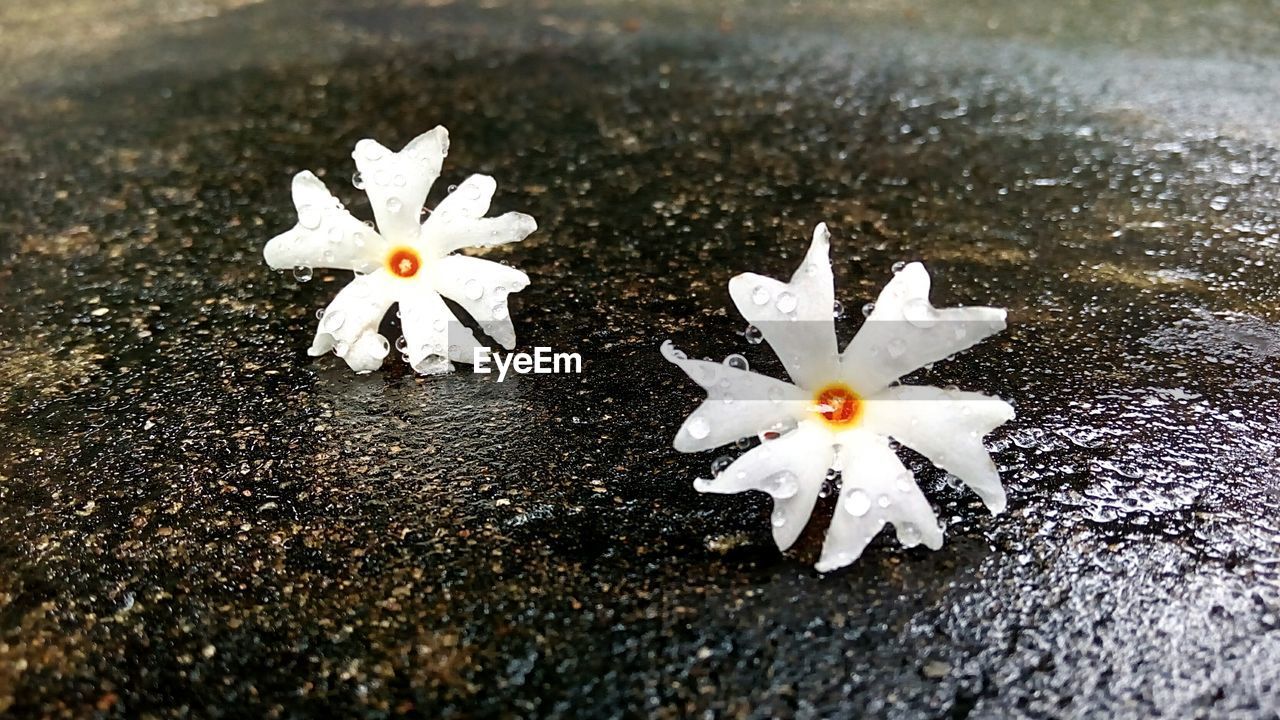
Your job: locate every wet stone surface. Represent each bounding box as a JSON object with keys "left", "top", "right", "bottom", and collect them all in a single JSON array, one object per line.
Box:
[{"left": 1, "top": 1, "right": 1279, "bottom": 717}]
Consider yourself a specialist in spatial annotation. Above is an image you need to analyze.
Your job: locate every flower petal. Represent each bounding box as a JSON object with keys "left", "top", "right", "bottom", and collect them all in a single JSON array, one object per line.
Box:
[
  {"left": 308, "top": 271, "right": 396, "bottom": 373},
  {"left": 840, "top": 262, "right": 1006, "bottom": 396},
  {"left": 695, "top": 421, "right": 835, "bottom": 551},
  {"left": 351, "top": 127, "right": 448, "bottom": 245},
  {"left": 421, "top": 174, "right": 537, "bottom": 255},
  {"left": 660, "top": 341, "right": 812, "bottom": 453},
  {"left": 816, "top": 430, "right": 944, "bottom": 572},
  {"left": 428, "top": 173, "right": 495, "bottom": 221},
  {"left": 860, "top": 384, "right": 1015, "bottom": 513},
  {"left": 399, "top": 288, "right": 486, "bottom": 375},
  {"left": 727, "top": 223, "right": 840, "bottom": 391},
  {"left": 264, "top": 172, "right": 386, "bottom": 273},
  {"left": 431, "top": 255, "right": 529, "bottom": 349},
  {"left": 424, "top": 211, "right": 537, "bottom": 257}
]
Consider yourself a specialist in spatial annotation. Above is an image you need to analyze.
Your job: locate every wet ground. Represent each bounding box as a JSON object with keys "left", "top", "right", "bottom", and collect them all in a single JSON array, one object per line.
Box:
[{"left": 1, "top": 1, "right": 1279, "bottom": 717}]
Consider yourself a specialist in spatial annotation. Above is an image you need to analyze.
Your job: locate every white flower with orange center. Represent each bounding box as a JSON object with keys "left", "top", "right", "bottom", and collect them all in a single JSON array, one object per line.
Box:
[
  {"left": 263, "top": 127, "right": 536, "bottom": 374},
  {"left": 663, "top": 223, "right": 1014, "bottom": 572}
]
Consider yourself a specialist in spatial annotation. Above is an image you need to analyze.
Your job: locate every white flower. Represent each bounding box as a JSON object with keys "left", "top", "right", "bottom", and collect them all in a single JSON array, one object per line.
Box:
[
  {"left": 663, "top": 223, "right": 1014, "bottom": 572},
  {"left": 263, "top": 127, "right": 536, "bottom": 374}
]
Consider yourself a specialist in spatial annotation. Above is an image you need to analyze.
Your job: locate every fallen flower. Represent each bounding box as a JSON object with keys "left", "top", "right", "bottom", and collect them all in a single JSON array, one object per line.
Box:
[
  {"left": 263, "top": 127, "right": 536, "bottom": 374},
  {"left": 663, "top": 223, "right": 1014, "bottom": 572}
]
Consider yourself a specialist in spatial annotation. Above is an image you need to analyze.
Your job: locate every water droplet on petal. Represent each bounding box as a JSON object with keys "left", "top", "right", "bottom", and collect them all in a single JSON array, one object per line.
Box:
[
  {"left": 465, "top": 279, "right": 484, "bottom": 300},
  {"left": 877, "top": 494, "right": 891, "bottom": 508},
  {"left": 763, "top": 471, "right": 799, "bottom": 499},
  {"left": 845, "top": 489, "right": 872, "bottom": 517},
  {"left": 900, "top": 523, "right": 921, "bottom": 545},
  {"left": 351, "top": 172, "right": 365, "bottom": 189},
  {"left": 320, "top": 309, "right": 346, "bottom": 333},
  {"left": 491, "top": 302, "right": 509, "bottom": 320},
  {"left": 770, "top": 508, "right": 787, "bottom": 528},
  {"left": 386, "top": 197, "right": 403, "bottom": 213},
  {"left": 395, "top": 336, "right": 408, "bottom": 352},
  {"left": 744, "top": 325, "right": 764, "bottom": 344},
  {"left": 751, "top": 285, "right": 770, "bottom": 305},
  {"left": 775, "top": 291, "right": 798, "bottom": 314},
  {"left": 315, "top": 308, "right": 325, "bottom": 320},
  {"left": 413, "top": 353, "right": 451, "bottom": 375},
  {"left": 832, "top": 300, "right": 844, "bottom": 318},
  {"left": 293, "top": 266, "right": 313, "bottom": 282},
  {"left": 723, "top": 354, "right": 749, "bottom": 371},
  {"left": 711, "top": 456, "right": 733, "bottom": 475},
  {"left": 903, "top": 297, "right": 937, "bottom": 328},
  {"left": 297, "top": 205, "right": 321, "bottom": 230},
  {"left": 892, "top": 260, "right": 907, "bottom": 273},
  {"left": 687, "top": 417, "right": 711, "bottom": 439},
  {"left": 887, "top": 337, "right": 907, "bottom": 358},
  {"left": 862, "top": 302, "right": 876, "bottom": 318}
]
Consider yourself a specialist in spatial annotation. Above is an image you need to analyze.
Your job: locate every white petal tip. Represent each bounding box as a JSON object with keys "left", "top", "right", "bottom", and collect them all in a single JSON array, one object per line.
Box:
[
  {"left": 515, "top": 213, "right": 538, "bottom": 235},
  {"left": 262, "top": 237, "right": 286, "bottom": 268},
  {"left": 426, "top": 125, "right": 450, "bottom": 146},
  {"left": 659, "top": 340, "right": 686, "bottom": 364},
  {"left": 814, "top": 552, "right": 858, "bottom": 573},
  {"left": 773, "top": 533, "right": 798, "bottom": 553},
  {"left": 291, "top": 170, "right": 322, "bottom": 191},
  {"left": 411, "top": 356, "right": 454, "bottom": 376},
  {"left": 468, "top": 173, "right": 498, "bottom": 191},
  {"left": 343, "top": 357, "right": 384, "bottom": 373},
  {"left": 352, "top": 138, "right": 389, "bottom": 160}
]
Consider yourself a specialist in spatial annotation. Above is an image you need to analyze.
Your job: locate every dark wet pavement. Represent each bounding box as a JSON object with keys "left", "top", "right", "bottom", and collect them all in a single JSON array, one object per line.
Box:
[{"left": 1, "top": 1, "right": 1279, "bottom": 717}]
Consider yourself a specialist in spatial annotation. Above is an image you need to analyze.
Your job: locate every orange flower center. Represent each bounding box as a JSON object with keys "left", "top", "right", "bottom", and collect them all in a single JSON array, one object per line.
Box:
[
  {"left": 386, "top": 247, "right": 422, "bottom": 278},
  {"left": 814, "top": 383, "right": 862, "bottom": 427}
]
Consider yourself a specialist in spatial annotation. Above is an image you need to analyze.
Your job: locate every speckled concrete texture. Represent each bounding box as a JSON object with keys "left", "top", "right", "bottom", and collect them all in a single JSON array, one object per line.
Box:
[{"left": 0, "top": 1, "right": 1278, "bottom": 717}]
